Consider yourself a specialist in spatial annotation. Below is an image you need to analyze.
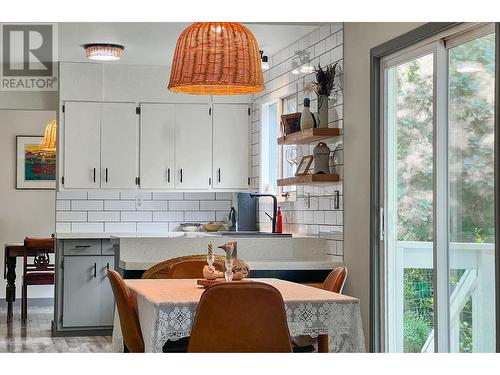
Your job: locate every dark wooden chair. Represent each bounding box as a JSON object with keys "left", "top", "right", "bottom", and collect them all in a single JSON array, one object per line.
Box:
[
  {"left": 188, "top": 282, "right": 293, "bottom": 353},
  {"left": 22, "top": 237, "right": 55, "bottom": 321}
]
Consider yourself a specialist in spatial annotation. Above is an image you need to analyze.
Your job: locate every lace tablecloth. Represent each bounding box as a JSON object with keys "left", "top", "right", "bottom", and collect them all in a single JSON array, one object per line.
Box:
[{"left": 112, "top": 278, "right": 365, "bottom": 353}]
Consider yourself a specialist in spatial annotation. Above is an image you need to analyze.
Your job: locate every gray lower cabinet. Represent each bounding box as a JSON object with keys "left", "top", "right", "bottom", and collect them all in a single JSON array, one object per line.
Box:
[
  {"left": 62, "top": 256, "right": 115, "bottom": 328},
  {"left": 55, "top": 238, "right": 116, "bottom": 332}
]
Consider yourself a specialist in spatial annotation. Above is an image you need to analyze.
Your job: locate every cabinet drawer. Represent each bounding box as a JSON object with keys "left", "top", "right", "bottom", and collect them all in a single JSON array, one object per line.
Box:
[
  {"left": 101, "top": 240, "right": 115, "bottom": 255},
  {"left": 63, "top": 239, "right": 102, "bottom": 255}
]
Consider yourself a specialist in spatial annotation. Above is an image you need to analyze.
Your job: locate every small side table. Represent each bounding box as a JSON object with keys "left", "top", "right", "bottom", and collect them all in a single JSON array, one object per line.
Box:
[{"left": 4, "top": 243, "right": 26, "bottom": 322}]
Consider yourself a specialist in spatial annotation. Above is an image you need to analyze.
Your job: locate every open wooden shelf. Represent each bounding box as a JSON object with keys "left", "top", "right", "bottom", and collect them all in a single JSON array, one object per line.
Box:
[
  {"left": 277, "top": 174, "right": 340, "bottom": 186},
  {"left": 277, "top": 128, "right": 341, "bottom": 145}
]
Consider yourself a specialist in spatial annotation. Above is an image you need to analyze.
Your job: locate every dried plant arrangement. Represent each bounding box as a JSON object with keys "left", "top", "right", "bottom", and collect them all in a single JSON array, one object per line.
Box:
[{"left": 313, "top": 61, "right": 339, "bottom": 98}]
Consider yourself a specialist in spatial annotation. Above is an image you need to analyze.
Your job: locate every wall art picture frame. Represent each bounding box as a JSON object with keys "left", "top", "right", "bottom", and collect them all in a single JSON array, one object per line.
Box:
[
  {"left": 16, "top": 135, "right": 56, "bottom": 190},
  {"left": 295, "top": 155, "right": 314, "bottom": 176}
]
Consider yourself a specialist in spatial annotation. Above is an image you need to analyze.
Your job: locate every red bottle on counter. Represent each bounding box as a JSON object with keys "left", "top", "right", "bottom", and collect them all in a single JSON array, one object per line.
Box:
[{"left": 276, "top": 207, "right": 283, "bottom": 233}]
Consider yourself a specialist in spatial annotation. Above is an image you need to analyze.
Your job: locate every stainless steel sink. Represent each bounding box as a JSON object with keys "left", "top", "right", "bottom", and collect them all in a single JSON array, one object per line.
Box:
[{"left": 219, "top": 231, "right": 292, "bottom": 238}]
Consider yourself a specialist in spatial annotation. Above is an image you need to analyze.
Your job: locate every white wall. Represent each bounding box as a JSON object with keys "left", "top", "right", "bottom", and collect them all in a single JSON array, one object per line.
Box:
[
  {"left": 342, "top": 22, "right": 425, "bottom": 349},
  {"left": 0, "top": 109, "right": 57, "bottom": 299}
]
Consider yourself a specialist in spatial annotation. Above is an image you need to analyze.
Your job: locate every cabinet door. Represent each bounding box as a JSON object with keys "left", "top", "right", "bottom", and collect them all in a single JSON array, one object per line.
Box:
[
  {"left": 62, "top": 256, "right": 101, "bottom": 327},
  {"left": 98, "top": 256, "right": 115, "bottom": 326},
  {"left": 212, "top": 104, "right": 250, "bottom": 190},
  {"left": 140, "top": 104, "right": 175, "bottom": 189},
  {"left": 175, "top": 104, "right": 212, "bottom": 189},
  {"left": 100, "top": 103, "right": 139, "bottom": 189},
  {"left": 63, "top": 102, "right": 101, "bottom": 188}
]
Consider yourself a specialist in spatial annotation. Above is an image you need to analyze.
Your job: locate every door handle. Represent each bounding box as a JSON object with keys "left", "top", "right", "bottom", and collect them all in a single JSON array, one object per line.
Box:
[
  {"left": 105, "top": 262, "right": 110, "bottom": 277},
  {"left": 180, "top": 169, "right": 183, "bottom": 183},
  {"left": 91, "top": 263, "right": 97, "bottom": 278},
  {"left": 105, "top": 168, "right": 108, "bottom": 183},
  {"left": 93, "top": 168, "right": 96, "bottom": 183},
  {"left": 217, "top": 168, "right": 221, "bottom": 183},
  {"left": 167, "top": 168, "right": 171, "bottom": 183}
]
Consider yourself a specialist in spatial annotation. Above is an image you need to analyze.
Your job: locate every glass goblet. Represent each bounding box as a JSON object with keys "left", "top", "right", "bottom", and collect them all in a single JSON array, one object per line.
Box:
[
  {"left": 224, "top": 258, "right": 234, "bottom": 282},
  {"left": 207, "top": 253, "right": 215, "bottom": 272}
]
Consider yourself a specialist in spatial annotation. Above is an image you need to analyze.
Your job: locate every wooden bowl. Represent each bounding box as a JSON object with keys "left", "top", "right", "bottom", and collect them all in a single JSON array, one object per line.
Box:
[{"left": 203, "top": 223, "right": 223, "bottom": 232}]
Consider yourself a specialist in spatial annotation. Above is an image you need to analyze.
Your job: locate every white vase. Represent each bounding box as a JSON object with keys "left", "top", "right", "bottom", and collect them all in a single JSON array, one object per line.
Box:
[{"left": 317, "top": 95, "right": 329, "bottom": 128}]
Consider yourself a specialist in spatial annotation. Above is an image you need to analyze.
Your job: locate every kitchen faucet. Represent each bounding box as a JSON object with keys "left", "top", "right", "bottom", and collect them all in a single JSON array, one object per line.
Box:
[{"left": 249, "top": 193, "right": 277, "bottom": 233}]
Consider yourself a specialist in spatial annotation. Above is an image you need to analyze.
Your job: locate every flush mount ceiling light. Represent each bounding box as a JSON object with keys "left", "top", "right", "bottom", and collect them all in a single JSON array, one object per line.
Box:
[
  {"left": 168, "top": 22, "right": 264, "bottom": 95},
  {"left": 84, "top": 43, "right": 124, "bottom": 61},
  {"left": 260, "top": 50, "right": 269, "bottom": 71}
]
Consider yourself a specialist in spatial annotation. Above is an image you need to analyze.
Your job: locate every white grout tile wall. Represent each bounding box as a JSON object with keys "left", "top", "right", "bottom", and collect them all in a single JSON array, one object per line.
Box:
[
  {"left": 251, "top": 23, "right": 344, "bottom": 258},
  {"left": 55, "top": 191, "right": 236, "bottom": 234},
  {"left": 55, "top": 23, "right": 344, "bottom": 260}
]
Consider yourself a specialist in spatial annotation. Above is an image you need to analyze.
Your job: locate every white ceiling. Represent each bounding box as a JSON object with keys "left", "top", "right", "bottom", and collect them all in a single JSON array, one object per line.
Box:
[{"left": 58, "top": 22, "right": 321, "bottom": 65}]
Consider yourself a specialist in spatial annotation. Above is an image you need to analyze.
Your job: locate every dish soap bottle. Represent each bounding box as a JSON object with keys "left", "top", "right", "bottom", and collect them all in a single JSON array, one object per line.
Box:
[
  {"left": 276, "top": 207, "right": 283, "bottom": 233},
  {"left": 300, "top": 98, "right": 317, "bottom": 130},
  {"left": 228, "top": 207, "right": 237, "bottom": 231}
]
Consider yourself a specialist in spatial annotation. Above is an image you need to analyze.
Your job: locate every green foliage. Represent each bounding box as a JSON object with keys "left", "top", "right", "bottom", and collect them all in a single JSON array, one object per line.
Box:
[
  {"left": 404, "top": 312, "right": 432, "bottom": 353},
  {"left": 398, "top": 34, "right": 494, "bottom": 352}
]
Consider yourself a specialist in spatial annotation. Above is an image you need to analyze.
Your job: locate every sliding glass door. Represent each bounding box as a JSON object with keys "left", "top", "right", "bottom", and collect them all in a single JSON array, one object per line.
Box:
[
  {"left": 448, "top": 31, "right": 495, "bottom": 352},
  {"left": 381, "top": 24, "right": 496, "bottom": 353}
]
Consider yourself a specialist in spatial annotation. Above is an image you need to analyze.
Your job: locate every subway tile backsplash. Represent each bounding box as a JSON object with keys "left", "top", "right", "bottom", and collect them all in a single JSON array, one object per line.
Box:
[
  {"left": 56, "top": 191, "right": 235, "bottom": 233},
  {"left": 251, "top": 23, "right": 344, "bottom": 257},
  {"left": 56, "top": 23, "right": 344, "bottom": 259}
]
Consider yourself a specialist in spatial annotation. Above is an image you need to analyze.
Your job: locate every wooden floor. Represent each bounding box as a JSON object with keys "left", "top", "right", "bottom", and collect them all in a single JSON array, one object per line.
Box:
[{"left": 0, "top": 303, "right": 112, "bottom": 353}]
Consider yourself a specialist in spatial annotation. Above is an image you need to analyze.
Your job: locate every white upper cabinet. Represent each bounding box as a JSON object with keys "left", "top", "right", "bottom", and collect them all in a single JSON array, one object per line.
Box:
[
  {"left": 175, "top": 104, "right": 212, "bottom": 190},
  {"left": 212, "top": 104, "right": 250, "bottom": 190},
  {"left": 100, "top": 103, "right": 139, "bottom": 189},
  {"left": 139, "top": 104, "right": 175, "bottom": 189},
  {"left": 63, "top": 102, "right": 101, "bottom": 189}
]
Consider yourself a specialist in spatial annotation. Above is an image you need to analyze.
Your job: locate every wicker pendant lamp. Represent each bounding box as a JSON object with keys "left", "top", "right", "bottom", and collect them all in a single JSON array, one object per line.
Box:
[
  {"left": 40, "top": 119, "right": 57, "bottom": 151},
  {"left": 168, "top": 22, "right": 265, "bottom": 95}
]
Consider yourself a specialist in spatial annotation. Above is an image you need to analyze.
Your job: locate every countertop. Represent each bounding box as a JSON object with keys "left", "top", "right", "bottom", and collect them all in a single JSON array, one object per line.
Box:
[{"left": 54, "top": 232, "right": 317, "bottom": 240}]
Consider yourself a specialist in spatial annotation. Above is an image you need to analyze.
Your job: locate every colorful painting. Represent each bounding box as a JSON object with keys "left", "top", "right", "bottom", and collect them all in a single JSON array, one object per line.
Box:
[{"left": 16, "top": 136, "right": 56, "bottom": 189}]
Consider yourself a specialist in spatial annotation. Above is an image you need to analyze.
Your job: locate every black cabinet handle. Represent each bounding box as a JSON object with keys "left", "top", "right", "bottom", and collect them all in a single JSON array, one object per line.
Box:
[
  {"left": 93, "top": 168, "right": 96, "bottom": 183},
  {"left": 167, "top": 168, "right": 170, "bottom": 183},
  {"left": 92, "top": 263, "right": 97, "bottom": 278},
  {"left": 105, "top": 168, "right": 108, "bottom": 183},
  {"left": 74, "top": 245, "right": 91, "bottom": 248},
  {"left": 180, "top": 169, "right": 183, "bottom": 183},
  {"left": 217, "top": 168, "right": 221, "bottom": 183}
]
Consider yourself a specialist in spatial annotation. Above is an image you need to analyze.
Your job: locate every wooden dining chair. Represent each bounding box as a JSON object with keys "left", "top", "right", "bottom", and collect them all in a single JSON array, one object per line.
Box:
[
  {"left": 322, "top": 266, "right": 348, "bottom": 293},
  {"left": 142, "top": 255, "right": 230, "bottom": 279},
  {"left": 22, "top": 237, "right": 55, "bottom": 322},
  {"left": 188, "top": 282, "right": 293, "bottom": 353},
  {"left": 108, "top": 270, "right": 145, "bottom": 352},
  {"left": 108, "top": 270, "right": 189, "bottom": 353},
  {"left": 293, "top": 266, "right": 348, "bottom": 352}
]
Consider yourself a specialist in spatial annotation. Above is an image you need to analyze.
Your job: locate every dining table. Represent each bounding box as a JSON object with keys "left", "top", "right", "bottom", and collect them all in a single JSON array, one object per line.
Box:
[{"left": 112, "top": 278, "right": 365, "bottom": 353}]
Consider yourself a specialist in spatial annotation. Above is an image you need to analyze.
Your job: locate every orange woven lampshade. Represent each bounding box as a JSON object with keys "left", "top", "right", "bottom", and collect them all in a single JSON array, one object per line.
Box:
[
  {"left": 168, "top": 22, "right": 265, "bottom": 95},
  {"left": 40, "top": 119, "right": 57, "bottom": 151}
]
